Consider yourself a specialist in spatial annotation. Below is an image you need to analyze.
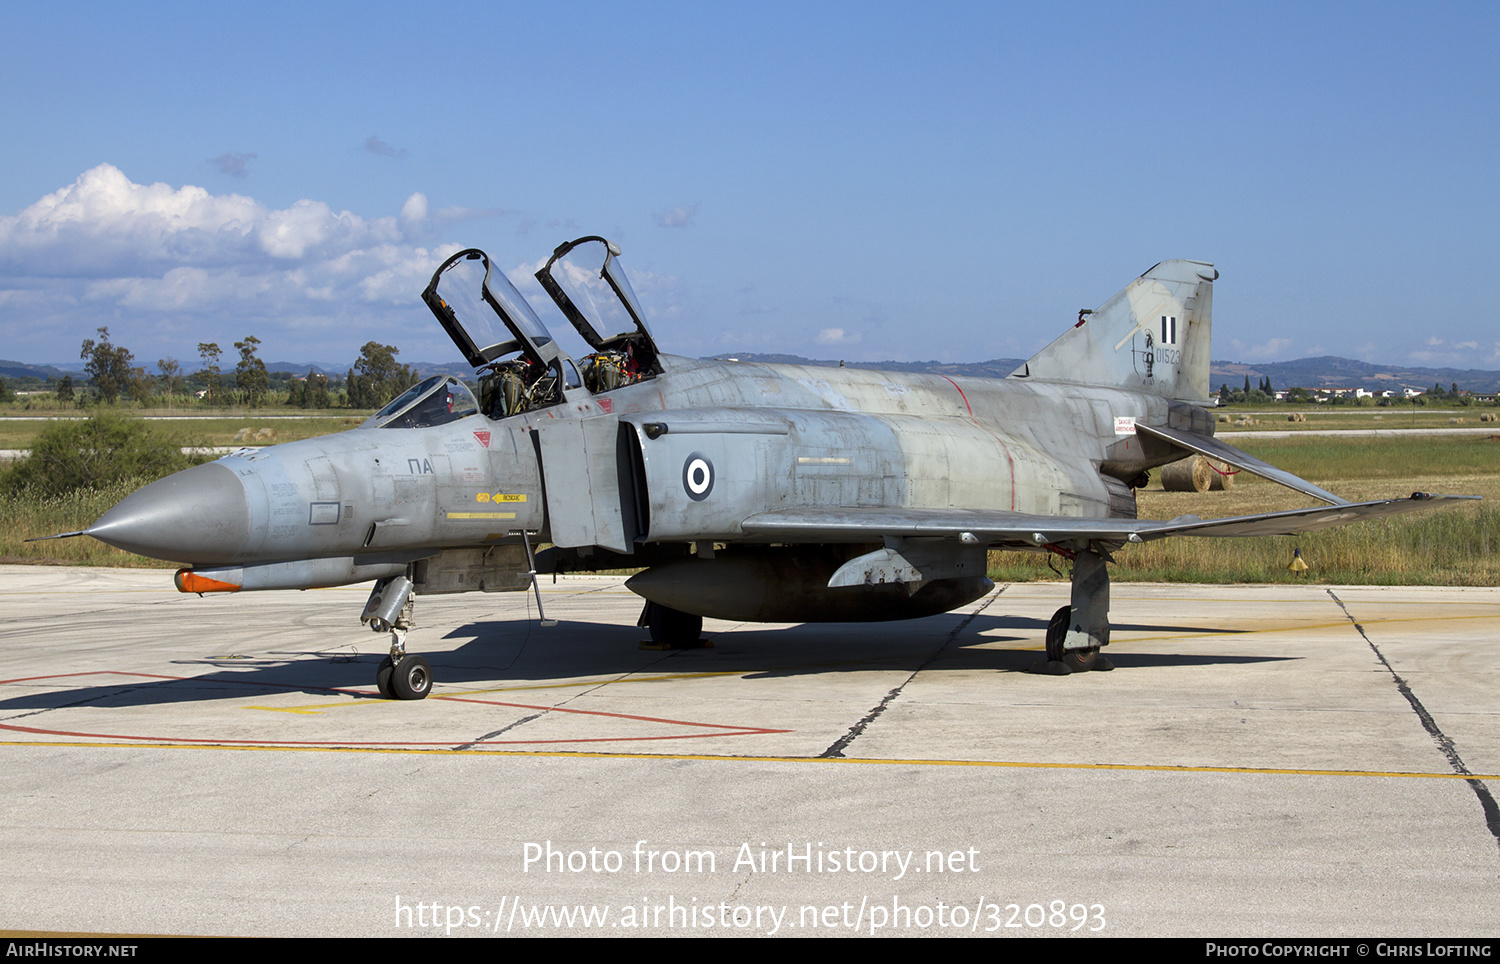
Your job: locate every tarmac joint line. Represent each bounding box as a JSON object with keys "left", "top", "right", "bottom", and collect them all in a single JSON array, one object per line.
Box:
[
  {"left": 819, "top": 588, "right": 1003, "bottom": 759},
  {"left": 1327, "top": 588, "right": 1500, "bottom": 857}
]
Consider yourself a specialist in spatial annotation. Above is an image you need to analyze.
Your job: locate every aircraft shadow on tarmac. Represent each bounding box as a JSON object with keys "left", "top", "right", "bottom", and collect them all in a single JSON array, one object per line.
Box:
[{"left": 0, "top": 612, "right": 1288, "bottom": 713}]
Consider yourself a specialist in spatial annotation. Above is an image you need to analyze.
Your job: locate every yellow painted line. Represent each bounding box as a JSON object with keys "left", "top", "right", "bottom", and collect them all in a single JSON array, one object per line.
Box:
[
  {"left": 245, "top": 706, "right": 333, "bottom": 715},
  {"left": 3, "top": 740, "right": 1496, "bottom": 780},
  {"left": 445, "top": 512, "right": 517, "bottom": 520}
]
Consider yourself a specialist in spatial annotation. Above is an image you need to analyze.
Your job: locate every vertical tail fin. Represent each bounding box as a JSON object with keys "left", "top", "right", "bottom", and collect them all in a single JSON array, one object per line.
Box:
[{"left": 1013, "top": 259, "right": 1217, "bottom": 402}]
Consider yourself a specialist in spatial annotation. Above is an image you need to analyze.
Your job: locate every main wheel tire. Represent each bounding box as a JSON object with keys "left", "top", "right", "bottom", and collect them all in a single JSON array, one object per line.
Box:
[
  {"left": 376, "top": 656, "right": 395, "bottom": 699},
  {"left": 1045, "top": 606, "right": 1070, "bottom": 662},
  {"left": 1060, "top": 646, "right": 1099, "bottom": 672},
  {"left": 1046, "top": 607, "right": 1108, "bottom": 671},
  {"left": 390, "top": 655, "right": 433, "bottom": 700},
  {"left": 648, "top": 605, "right": 703, "bottom": 648}
]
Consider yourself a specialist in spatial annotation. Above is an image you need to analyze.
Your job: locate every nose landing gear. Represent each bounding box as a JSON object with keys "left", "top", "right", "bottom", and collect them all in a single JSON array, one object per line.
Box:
[{"left": 364, "top": 575, "right": 432, "bottom": 700}]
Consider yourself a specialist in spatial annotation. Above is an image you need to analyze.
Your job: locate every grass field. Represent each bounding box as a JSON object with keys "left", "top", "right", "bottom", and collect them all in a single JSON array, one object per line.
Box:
[
  {"left": 991, "top": 434, "right": 1500, "bottom": 585},
  {"left": 2, "top": 423, "right": 1496, "bottom": 585},
  {"left": 1213, "top": 406, "right": 1499, "bottom": 433},
  {"left": 0, "top": 414, "right": 369, "bottom": 451}
]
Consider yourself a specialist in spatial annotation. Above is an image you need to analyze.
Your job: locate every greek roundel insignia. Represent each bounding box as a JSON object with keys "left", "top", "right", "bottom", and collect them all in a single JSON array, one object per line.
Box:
[{"left": 682, "top": 453, "right": 714, "bottom": 501}]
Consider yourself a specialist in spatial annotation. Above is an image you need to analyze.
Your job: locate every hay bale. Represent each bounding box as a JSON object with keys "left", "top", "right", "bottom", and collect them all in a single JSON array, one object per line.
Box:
[
  {"left": 1162, "top": 456, "right": 1213, "bottom": 492},
  {"left": 1207, "top": 458, "right": 1235, "bottom": 491},
  {"left": 1162, "top": 455, "right": 1236, "bottom": 492},
  {"left": 232, "top": 428, "right": 251, "bottom": 443},
  {"left": 254, "top": 427, "right": 279, "bottom": 442}
]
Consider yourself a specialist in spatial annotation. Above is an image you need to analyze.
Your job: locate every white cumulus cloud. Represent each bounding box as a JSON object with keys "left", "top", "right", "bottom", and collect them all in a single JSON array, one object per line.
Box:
[
  {"left": 815, "top": 327, "right": 862, "bottom": 346},
  {"left": 654, "top": 203, "right": 698, "bottom": 228},
  {"left": 0, "top": 165, "right": 485, "bottom": 361}
]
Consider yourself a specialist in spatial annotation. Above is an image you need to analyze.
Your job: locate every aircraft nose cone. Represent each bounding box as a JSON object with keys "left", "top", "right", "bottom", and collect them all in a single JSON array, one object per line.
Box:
[{"left": 88, "top": 462, "right": 250, "bottom": 564}]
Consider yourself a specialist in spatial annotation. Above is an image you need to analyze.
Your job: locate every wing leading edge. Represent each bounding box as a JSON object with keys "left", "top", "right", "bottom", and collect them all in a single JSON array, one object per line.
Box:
[{"left": 740, "top": 494, "right": 1478, "bottom": 547}]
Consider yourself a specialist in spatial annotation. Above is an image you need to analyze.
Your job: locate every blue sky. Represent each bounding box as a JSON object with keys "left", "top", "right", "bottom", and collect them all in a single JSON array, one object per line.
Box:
[{"left": 2, "top": 1, "right": 1496, "bottom": 372}]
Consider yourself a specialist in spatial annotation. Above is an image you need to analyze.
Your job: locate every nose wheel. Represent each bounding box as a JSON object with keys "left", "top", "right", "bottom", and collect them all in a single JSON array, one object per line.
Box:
[
  {"left": 364, "top": 575, "right": 432, "bottom": 699},
  {"left": 387, "top": 656, "right": 435, "bottom": 701},
  {"left": 376, "top": 656, "right": 396, "bottom": 698},
  {"left": 374, "top": 643, "right": 434, "bottom": 700}
]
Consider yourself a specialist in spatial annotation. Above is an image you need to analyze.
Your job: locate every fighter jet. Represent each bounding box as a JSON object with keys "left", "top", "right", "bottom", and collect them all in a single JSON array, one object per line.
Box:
[{"left": 61, "top": 238, "right": 1475, "bottom": 698}]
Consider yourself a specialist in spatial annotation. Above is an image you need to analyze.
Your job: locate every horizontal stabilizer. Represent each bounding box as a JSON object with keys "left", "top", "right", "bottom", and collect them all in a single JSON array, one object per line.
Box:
[{"left": 1134, "top": 422, "right": 1348, "bottom": 506}]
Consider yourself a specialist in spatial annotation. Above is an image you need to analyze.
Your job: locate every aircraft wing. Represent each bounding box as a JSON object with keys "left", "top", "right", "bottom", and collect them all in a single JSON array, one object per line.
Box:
[{"left": 739, "top": 494, "right": 1478, "bottom": 547}]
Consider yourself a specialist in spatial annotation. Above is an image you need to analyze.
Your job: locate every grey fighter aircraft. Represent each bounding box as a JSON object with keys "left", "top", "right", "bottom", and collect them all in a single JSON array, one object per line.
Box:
[{"left": 60, "top": 238, "right": 1475, "bottom": 698}]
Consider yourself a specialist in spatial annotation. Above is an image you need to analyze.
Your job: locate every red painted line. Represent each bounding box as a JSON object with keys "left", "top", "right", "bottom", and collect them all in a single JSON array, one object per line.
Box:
[
  {"left": 0, "top": 671, "right": 791, "bottom": 748},
  {"left": 0, "top": 721, "right": 788, "bottom": 746},
  {"left": 433, "top": 695, "right": 785, "bottom": 732},
  {"left": 938, "top": 375, "right": 973, "bottom": 416}
]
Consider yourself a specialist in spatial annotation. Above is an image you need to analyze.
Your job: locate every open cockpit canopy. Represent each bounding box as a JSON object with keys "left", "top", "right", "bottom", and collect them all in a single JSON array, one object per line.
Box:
[
  {"left": 535, "top": 236, "right": 661, "bottom": 377},
  {"left": 421, "top": 240, "right": 661, "bottom": 418},
  {"left": 422, "top": 248, "right": 560, "bottom": 371}
]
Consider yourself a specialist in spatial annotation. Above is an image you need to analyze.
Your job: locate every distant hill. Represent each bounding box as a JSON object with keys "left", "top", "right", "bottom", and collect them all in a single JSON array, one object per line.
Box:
[
  {"left": 0, "top": 360, "right": 73, "bottom": 381},
  {"left": 265, "top": 361, "right": 345, "bottom": 376},
  {"left": 1208, "top": 356, "right": 1500, "bottom": 394}
]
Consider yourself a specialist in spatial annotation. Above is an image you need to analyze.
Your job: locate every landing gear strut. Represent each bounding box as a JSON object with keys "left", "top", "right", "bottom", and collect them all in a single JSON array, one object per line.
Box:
[
  {"left": 364, "top": 574, "right": 432, "bottom": 699},
  {"left": 638, "top": 601, "right": 705, "bottom": 650},
  {"left": 1034, "top": 549, "right": 1114, "bottom": 675}
]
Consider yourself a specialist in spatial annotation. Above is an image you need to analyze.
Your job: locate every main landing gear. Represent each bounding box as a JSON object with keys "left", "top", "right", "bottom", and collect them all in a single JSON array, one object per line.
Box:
[
  {"left": 1032, "top": 548, "right": 1115, "bottom": 676},
  {"left": 638, "top": 601, "right": 706, "bottom": 650},
  {"left": 364, "top": 575, "right": 433, "bottom": 700}
]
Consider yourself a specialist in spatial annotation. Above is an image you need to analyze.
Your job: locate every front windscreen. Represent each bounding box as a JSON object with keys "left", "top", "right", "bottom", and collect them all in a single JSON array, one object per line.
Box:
[{"left": 364, "top": 375, "right": 479, "bottom": 429}]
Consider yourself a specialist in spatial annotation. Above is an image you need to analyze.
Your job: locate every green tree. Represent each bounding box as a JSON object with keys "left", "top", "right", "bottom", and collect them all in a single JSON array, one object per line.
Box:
[
  {"left": 348, "top": 342, "right": 416, "bottom": 409},
  {"left": 197, "top": 342, "right": 222, "bottom": 403},
  {"left": 80, "top": 327, "right": 135, "bottom": 403},
  {"left": 307, "top": 371, "right": 330, "bottom": 409},
  {"left": 2, "top": 412, "right": 198, "bottom": 497},
  {"left": 158, "top": 358, "right": 182, "bottom": 397},
  {"left": 235, "top": 336, "right": 269, "bottom": 406},
  {"left": 56, "top": 374, "right": 74, "bottom": 405},
  {"left": 127, "top": 366, "right": 155, "bottom": 404}
]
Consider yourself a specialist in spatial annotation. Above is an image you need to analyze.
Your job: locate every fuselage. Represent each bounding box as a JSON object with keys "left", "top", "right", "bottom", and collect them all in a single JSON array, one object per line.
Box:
[{"left": 88, "top": 355, "right": 1203, "bottom": 577}]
